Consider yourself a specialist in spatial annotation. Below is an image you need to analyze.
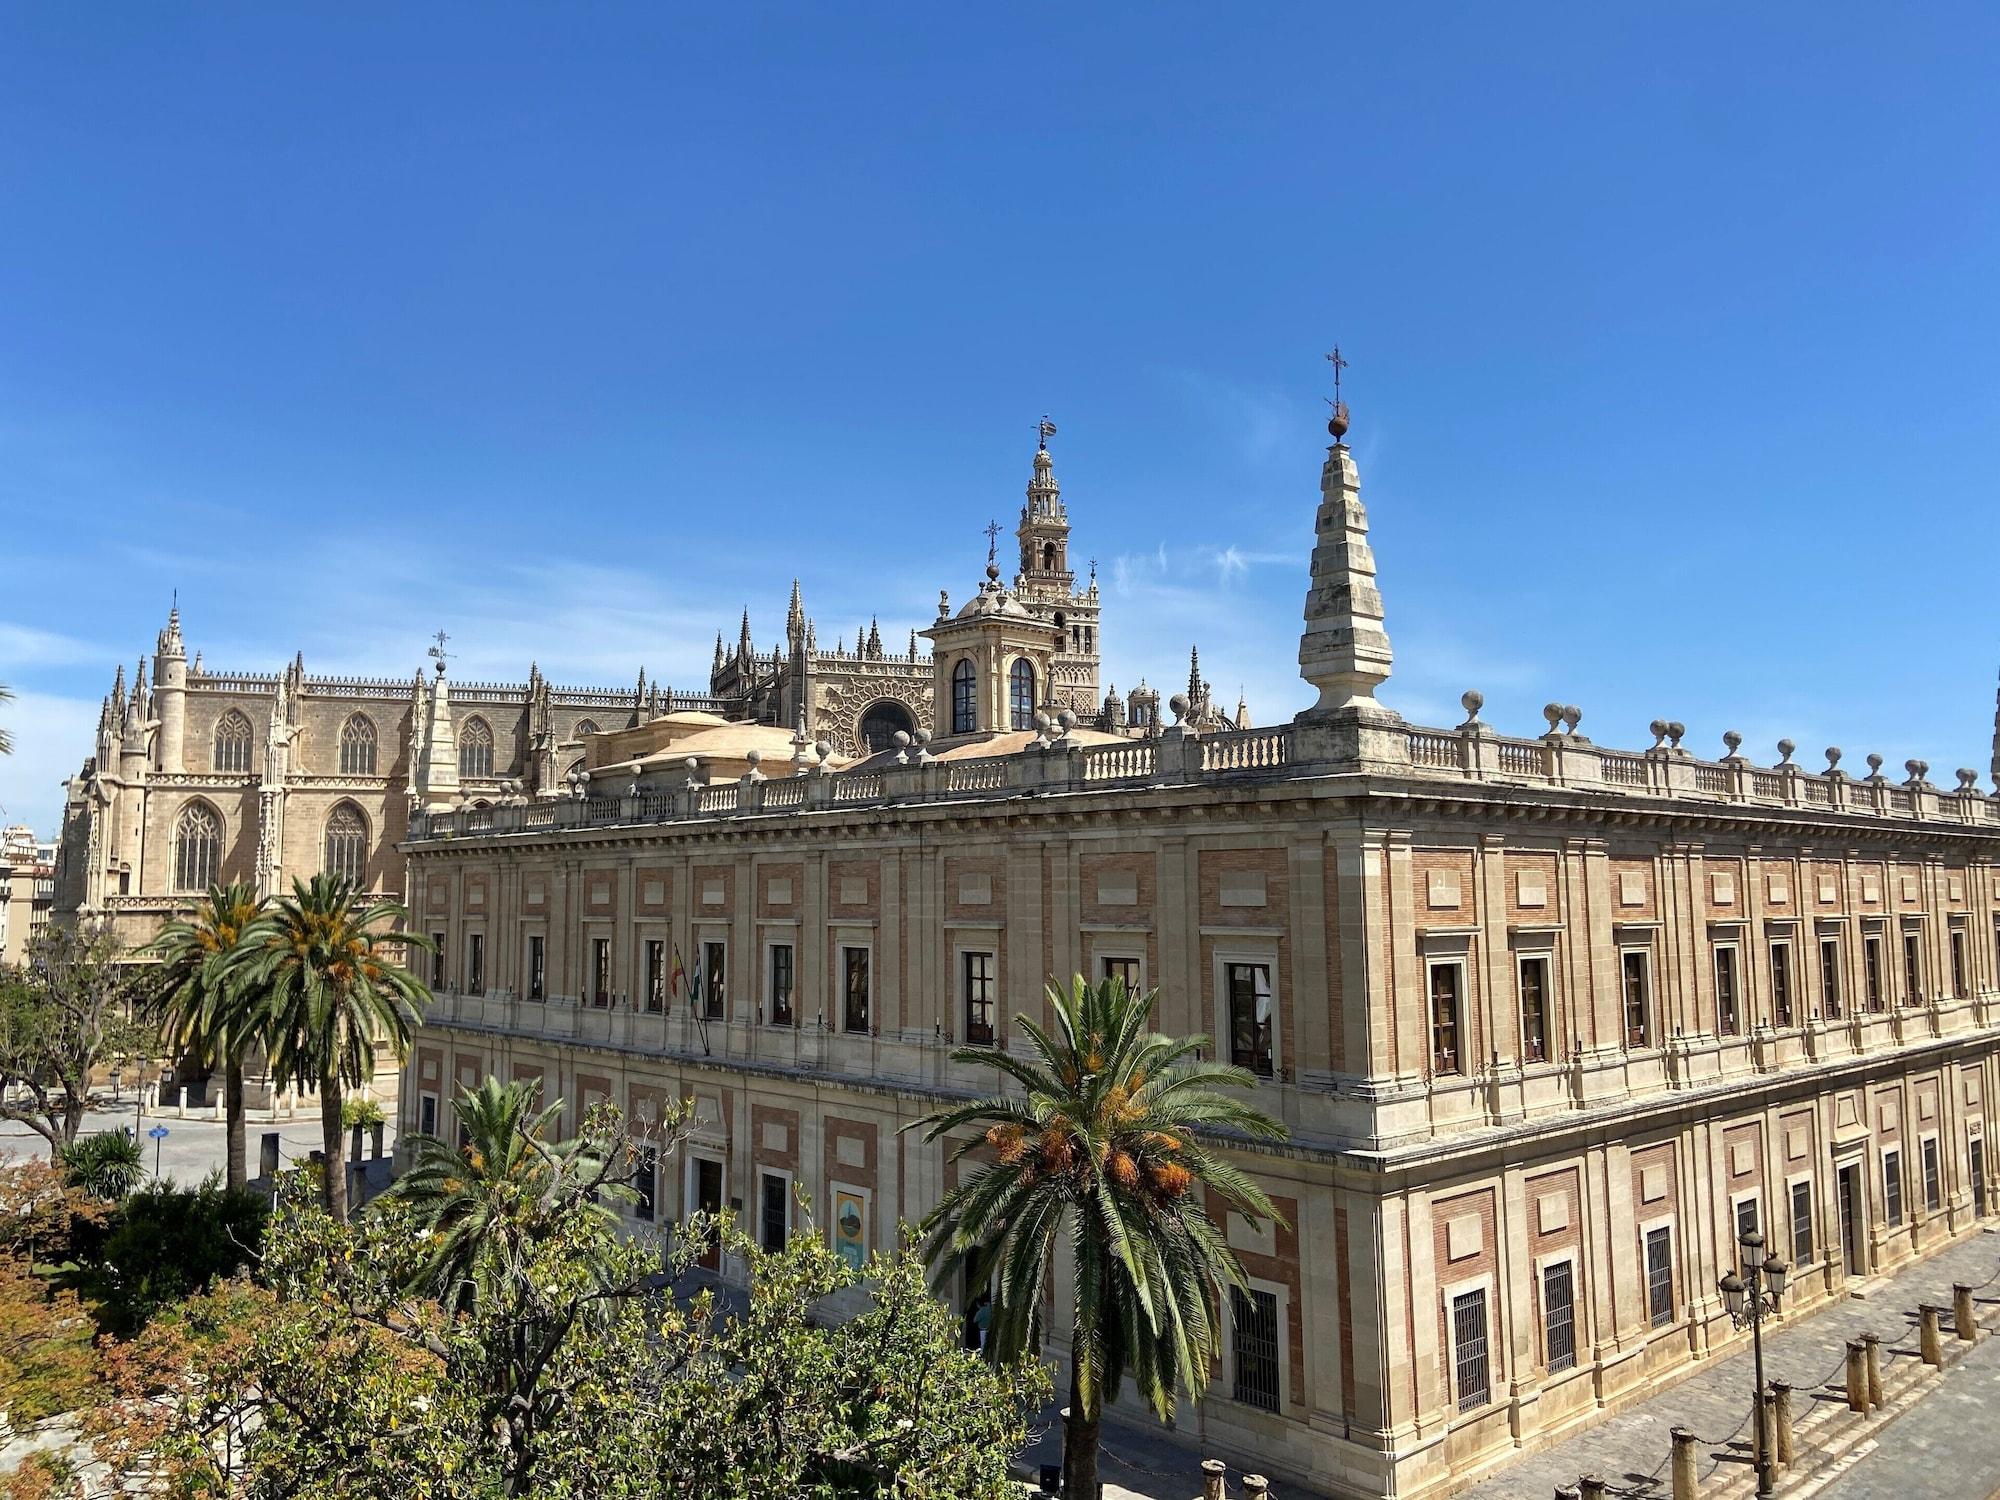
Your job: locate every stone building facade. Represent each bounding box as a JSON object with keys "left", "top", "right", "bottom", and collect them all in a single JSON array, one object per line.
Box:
[{"left": 396, "top": 408, "right": 2000, "bottom": 1497}]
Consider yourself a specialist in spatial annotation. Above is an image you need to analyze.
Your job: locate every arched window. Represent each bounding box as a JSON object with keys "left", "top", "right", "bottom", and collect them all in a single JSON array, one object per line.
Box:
[
  {"left": 1009, "top": 659, "right": 1037, "bottom": 731},
  {"left": 459, "top": 716, "right": 494, "bottom": 778},
  {"left": 573, "top": 719, "right": 599, "bottom": 738},
  {"left": 338, "top": 714, "right": 377, "bottom": 775},
  {"left": 1042, "top": 541, "right": 1057, "bottom": 571},
  {"left": 212, "top": 711, "right": 252, "bottom": 773},
  {"left": 172, "top": 803, "right": 221, "bottom": 892},
  {"left": 858, "top": 701, "right": 916, "bottom": 753},
  {"left": 323, "top": 802, "right": 368, "bottom": 885},
  {"left": 950, "top": 659, "right": 976, "bottom": 736}
]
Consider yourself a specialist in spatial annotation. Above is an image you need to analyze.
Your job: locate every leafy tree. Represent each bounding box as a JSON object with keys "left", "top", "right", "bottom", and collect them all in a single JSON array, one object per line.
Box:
[
  {"left": 913, "top": 975, "right": 1288, "bottom": 1500},
  {"left": 0, "top": 923, "right": 153, "bottom": 1154},
  {"left": 65, "top": 1177, "right": 268, "bottom": 1337},
  {"left": 241, "top": 874, "right": 432, "bottom": 1221},
  {"left": 144, "top": 880, "right": 270, "bottom": 1192},
  {"left": 0, "top": 1161, "right": 105, "bottom": 1441},
  {"left": 58, "top": 1127, "right": 146, "bottom": 1201}
]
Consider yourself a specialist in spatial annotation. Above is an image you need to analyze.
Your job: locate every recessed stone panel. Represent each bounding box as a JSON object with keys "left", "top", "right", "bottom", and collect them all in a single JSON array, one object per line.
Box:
[
  {"left": 1221, "top": 872, "right": 1268, "bottom": 908},
  {"left": 1446, "top": 1213, "right": 1482, "bottom": 1262}
]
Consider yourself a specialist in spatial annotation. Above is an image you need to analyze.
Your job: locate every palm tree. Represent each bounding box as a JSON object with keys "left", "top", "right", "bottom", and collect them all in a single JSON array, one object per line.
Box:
[
  {"left": 913, "top": 976, "right": 1287, "bottom": 1500},
  {"left": 380, "top": 1075, "right": 631, "bottom": 1313},
  {"left": 145, "top": 881, "right": 269, "bottom": 1192},
  {"left": 245, "top": 873, "right": 432, "bottom": 1221},
  {"left": 60, "top": 1127, "right": 146, "bottom": 1199}
]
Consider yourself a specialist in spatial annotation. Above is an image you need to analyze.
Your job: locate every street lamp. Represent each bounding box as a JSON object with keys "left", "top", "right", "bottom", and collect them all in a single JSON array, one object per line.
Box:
[{"left": 1717, "top": 1228, "right": 1790, "bottom": 1499}]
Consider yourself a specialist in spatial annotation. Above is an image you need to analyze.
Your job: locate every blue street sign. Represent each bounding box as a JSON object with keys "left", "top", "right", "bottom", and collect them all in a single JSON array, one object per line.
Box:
[{"left": 147, "top": 1125, "right": 169, "bottom": 1140}]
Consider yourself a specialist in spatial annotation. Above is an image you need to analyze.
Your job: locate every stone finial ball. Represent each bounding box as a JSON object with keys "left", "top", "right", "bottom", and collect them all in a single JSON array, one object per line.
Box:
[
  {"left": 1542, "top": 702, "right": 1563, "bottom": 729},
  {"left": 1723, "top": 729, "right": 1743, "bottom": 754},
  {"left": 1057, "top": 709, "right": 1078, "bottom": 731},
  {"left": 814, "top": 740, "right": 832, "bottom": 760},
  {"left": 746, "top": 748, "right": 762, "bottom": 765},
  {"left": 1867, "top": 752, "right": 1884, "bottom": 772},
  {"left": 892, "top": 731, "right": 910, "bottom": 747},
  {"left": 1958, "top": 768, "right": 1979, "bottom": 790},
  {"left": 1561, "top": 705, "right": 1582, "bottom": 733},
  {"left": 1907, "top": 758, "right": 1928, "bottom": 779},
  {"left": 1169, "top": 693, "right": 1191, "bottom": 722},
  {"left": 914, "top": 728, "right": 930, "bottom": 745},
  {"left": 684, "top": 757, "right": 699, "bottom": 772},
  {"left": 1649, "top": 718, "right": 1668, "bottom": 740},
  {"left": 1826, "top": 746, "right": 1843, "bottom": 768},
  {"left": 1667, "top": 721, "right": 1686, "bottom": 744},
  {"left": 1777, "top": 738, "right": 1796, "bottom": 763},
  {"left": 1462, "top": 689, "right": 1485, "bottom": 718}
]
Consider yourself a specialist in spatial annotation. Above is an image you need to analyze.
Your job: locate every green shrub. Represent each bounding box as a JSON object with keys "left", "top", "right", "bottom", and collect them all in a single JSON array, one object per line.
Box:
[{"left": 67, "top": 1177, "right": 268, "bottom": 1336}]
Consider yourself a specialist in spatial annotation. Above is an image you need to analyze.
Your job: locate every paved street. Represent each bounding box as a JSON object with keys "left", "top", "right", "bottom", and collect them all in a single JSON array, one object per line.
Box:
[
  {"left": 0, "top": 1097, "right": 396, "bottom": 1187},
  {"left": 1807, "top": 1324, "right": 2000, "bottom": 1500}
]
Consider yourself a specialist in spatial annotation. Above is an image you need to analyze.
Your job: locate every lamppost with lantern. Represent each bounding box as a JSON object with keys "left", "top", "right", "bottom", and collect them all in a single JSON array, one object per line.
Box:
[{"left": 1718, "top": 1228, "right": 1790, "bottom": 1500}]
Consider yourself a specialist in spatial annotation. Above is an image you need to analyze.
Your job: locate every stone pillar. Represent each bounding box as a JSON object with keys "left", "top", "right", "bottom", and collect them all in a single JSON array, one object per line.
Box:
[
  {"left": 1242, "top": 1477, "right": 1269, "bottom": 1499},
  {"left": 1579, "top": 1478, "right": 1607, "bottom": 1500},
  {"left": 1670, "top": 1426, "right": 1699, "bottom": 1500},
  {"left": 1772, "top": 1381, "right": 1794, "bottom": 1467},
  {"left": 1956, "top": 1282, "right": 1977, "bottom": 1341},
  {"left": 1863, "top": 1332, "right": 1884, "bottom": 1407},
  {"left": 1200, "top": 1459, "right": 1226, "bottom": 1500},
  {"left": 259, "top": 1131, "right": 281, "bottom": 1178},
  {"left": 1555, "top": 1488, "right": 1581, "bottom": 1500},
  {"left": 1845, "top": 1340, "right": 1869, "bottom": 1412},
  {"left": 1920, "top": 1304, "right": 1944, "bottom": 1366}
]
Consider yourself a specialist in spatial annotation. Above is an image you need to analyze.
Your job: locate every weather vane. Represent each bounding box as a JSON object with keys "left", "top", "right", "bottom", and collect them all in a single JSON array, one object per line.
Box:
[
  {"left": 1037, "top": 415, "right": 1057, "bottom": 450},
  {"left": 428, "top": 629, "right": 450, "bottom": 673},
  {"left": 1325, "top": 345, "right": 1351, "bottom": 440},
  {"left": 984, "top": 519, "right": 1002, "bottom": 566}
]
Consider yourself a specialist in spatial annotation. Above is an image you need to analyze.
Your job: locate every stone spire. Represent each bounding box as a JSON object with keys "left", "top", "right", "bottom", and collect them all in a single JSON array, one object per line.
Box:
[
  {"left": 712, "top": 632, "right": 725, "bottom": 671},
  {"left": 787, "top": 579, "right": 806, "bottom": 648},
  {"left": 1298, "top": 404, "right": 1394, "bottom": 716},
  {"left": 907, "top": 628, "right": 918, "bottom": 659},
  {"left": 414, "top": 645, "right": 460, "bottom": 808},
  {"left": 866, "top": 617, "right": 882, "bottom": 657},
  {"left": 156, "top": 599, "right": 184, "bottom": 658},
  {"left": 738, "top": 609, "right": 753, "bottom": 664},
  {"left": 1187, "top": 645, "right": 1202, "bottom": 707},
  {"left": 1236, "top": 689, "right": 1251, "bottom": 730}
]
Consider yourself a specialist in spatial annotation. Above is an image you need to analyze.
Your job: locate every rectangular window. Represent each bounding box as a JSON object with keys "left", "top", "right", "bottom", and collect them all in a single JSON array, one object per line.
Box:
[
  {"left": 963, "top": 950, "right": 996, "bottom": 1044},
  {"left": 1865, "top": 936, "right": 1884, "bottom": 1012},
  {"left": 1622, "top": 950, "right": 1651, "bottom": 1048},
  {"left": 1903, "top": 932, "right": 1923, "bottom": 1006},
  {"left": 1972, "top": 1138, "right": 1988, "bottom": 1219},
  {"left": 1451, "top": 1289, "right": 1491, "bottom": 1412},
  {"left": 1820, "top": 938, "right": 1842, "bottom": 1020},
  {"left": 467, "top": 933, "right": 484, "bottom": 996},
  {"left": 1770, "top": 942, "right": 1793, "bottom": 1028},
  {"left": 770, "top": 943, "right": 795, "bottom": 1027},
  {"left": 842, "top": 946, "right": 870, "bottom": 1032},
  {"left": 1542, "top": 1261, "right": 1576, "bottom": 1374},
  {"left": 1884, "top": 1150, "right": 1904, "bottom": 1227},
  {"left": 527, "top": 935, "right": 546, "bottom": 1001},
  {"left": 591, "top": 937, "right": 611, "bottom": 1007},
  {"left": 1229, "top": 962, "right": 1275, "bottom": 1077},
  {"left": 760, "top": 1172, "right": 789, "bottom": 1253},
  {"left": 1735, "top": 1196, "right": 1760, "bottom": 1259},
  {"left": 430, "top": 933, "right": 446, "bottom": 990},
  {"left": 1645, "top": 1227, "right": 1674, "bottom": 1327},
  {"left": 418, "top": 1093, "right": 437, "bottom": 1137},
  {"left": 1922, "top": 1137, "right": 1941, "bottom": 1213},
  {"left": 1101, "top": 956, "right": 1141, "bottom": 993},
  {"left": 1951, "top": 930, "right": 1967, "bottom": 998},
  {"left": 644, "top": 940, "right": 665, "bottom": 1012},
  {"left": 1518, "top": 956, "right": 1549, "bottom": 1064},
  {"left": 1715, "top": 946, "right": 1740, "bottom": 1036},
  {"left": 702, "top": 941, "right": 726, "bottom": 1021},
  {"left": 1429, "top": 963, "right": 1461, "bottom": 1076},
  {"left": 634, "top": 1147, "right": 658, "bottom": 1222},
  {"left": 1790, "top": 1179, "right": 1813, "bottom": 1265},
  {"left": 1231, "top": 1286, "right": 1280, "bottom": 1413}
]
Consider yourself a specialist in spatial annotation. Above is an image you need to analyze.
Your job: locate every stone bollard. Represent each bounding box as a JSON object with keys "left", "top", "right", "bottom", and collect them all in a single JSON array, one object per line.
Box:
[
  {"left": 1554, "top": 1488, "right": 1581, "bottom": 1500},
  {"left": 1956, "top": 1283, "right": 1978, "bottom": 1342},
  {"left": 1200, "top": 1458, "right": 1225, "bottom": 1500},
  {"left": 1242, "top": 1477, "right": 1269, "bottom": 1499},
  {"left": 1772, "top": 1381, "right": 1794, "bottom": 1467},
  {"left": 1920, "top": 1304, "right": 1944, "bottom": 1367},
  {"left": 1579, "top": 1478, "right": 1607, "bottom": 1500},
  {"left": 1670, "top": 1425, "right": 1699, "bottom": 1500},
  {"left": 1846, "top": 1340, "right": 1869, "bottom": 1413},
  {"left": 1863, "top": 1332, "right": 1884, "bottom": 1408},
  {"left": 259, "top": 1131, "right": 281, "bottom": 1178}
]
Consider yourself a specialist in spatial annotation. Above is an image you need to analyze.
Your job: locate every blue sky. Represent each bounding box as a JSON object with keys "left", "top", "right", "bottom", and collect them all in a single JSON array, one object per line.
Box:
[{"left": 3, "top": 4, "right": 1998, "bottom": 832}]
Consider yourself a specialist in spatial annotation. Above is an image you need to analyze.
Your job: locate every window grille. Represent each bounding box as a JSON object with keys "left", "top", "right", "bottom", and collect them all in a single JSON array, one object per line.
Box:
[
  {"left": 632, "top": 1147, "right": 657, "bottom": 1221},
  {"left": 212, "top": 711, "right": 252, "bottom": 773},
  {"left": 1903, "top": 932, "right": 1923, "bottom": 1006},
  {"left": 338, "top": 714, "right": 377, "bottom": 775},
  {"left": 467, "top": 934, "right": 484, "bottom": 996},
  {"left": 1791, "top": 1180, "right": 1813, "bottom": 1265},
  {"left": 1229, "top": 962, "right": 1274, "bottom": 1077},
  {"left": 1972, "top": 1139, "right": 1988, "bottom": 1219},
  {"left": 323, "top": 802, "right": 367, "bottom": 884},
  {"left": 843, "top": 947, "right": 870, "bottom": 1031},
  {"left": 1715, "top": 947, "right": 1739, "bottom": 1035},
  {"left": 172, "top": 803, "right": 221, "bottom": 891},
  {"left": 1884, "top": 1151, "right": 1904, "bottom": 1227},
  {"left": 703, "top": 942, "right": 726, "bottom": 1021},
  {"left": 645, "top": 941, "right": 665, "bottom": 1012},
  {"left": 1645, "top": 1227, "right": 1674, "bottom": 1327},
  {"left": 418, "top": 1094, "right": 437, "bottom": 1137},
  {"left": 963, "top": 950, "right": 996, "bottom": 1044},
  {"left": 1735, "top": 1196, "right": 1760, "bottom": 1261},
  {"left": 1009, "top": 659, "right": 1037, "bottom": 730},
  {"left": 1770, "top": 943, "right": 1793, "bottom": 1027},
  {"left": 1451, "top": 1290, "right": 1491, "bottom": 1412},
  {"left": 430, "top": 932, "right": 445, "bottom": 989},
  {"left": 1622, "top": 950, "right": 1651, "bottom": 1047},
  {"left": 951, "top": 660, "right": 976, "bottom": 735},
  {"left": 527, "top": 936, "right": 545, "bottom": 1001},
  {"left": 1519, "top": 957, "right": 1549, "bottom": 1063},
  {"left": 760, "top": 1173, "right": 788, "bottom": 1253},
  {"left": 1865, "top": 936, "right": 1884, "bottom": 1012},
  {"left": 1820, "top": 938, "right": 1842, "bottom": 1020},
  {"left": 1231, "top": 1286, "right": 1280, "bottom": 1412},
  {"left": 1951, "top": 931, "right": 1967, "bottom": 997},
  {"left": 1542, "top": 1262, "right": 1576, "bottom": 1373},
  {"left": 459, "top": 716, "right": 494, "bottom": 778},
  {"left": 1923, "top": 1138, "right": 1941, "bottom": 1213},
  {"left": 1429, "top": 964, "right": 1461, "bottom": 1075},
  {"left": 591, "top": 938, "right": 610, "bottom": 1006},
  {"left": 770, "top": 943, "right": 795, "bottom": 1026}
]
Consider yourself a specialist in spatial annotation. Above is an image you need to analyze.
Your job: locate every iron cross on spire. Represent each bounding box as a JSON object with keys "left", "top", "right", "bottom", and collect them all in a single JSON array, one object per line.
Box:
[
  {"left": 1324, "top": 345, "right": 1352, "bottom": 440},
  {"left": 984, "top": 519, "right": 1003, "bottom": 565},
  {"left": 1325, "top": 346, "right": 1348, "bottom": 403}
]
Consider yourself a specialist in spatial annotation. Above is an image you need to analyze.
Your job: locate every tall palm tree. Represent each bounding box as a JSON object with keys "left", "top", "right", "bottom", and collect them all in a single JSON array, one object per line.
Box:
[
  {"left": 913, "top": 976, "right": 1287, "bottom": 1500},
  {"left": 245, "top": 873, "right": 432, "bottom": 1221},
  {"left": 380, "top": 1075, "right": 630, "bottom": 1313},
  {"left": 145, "top": 881, "right": 269, "bottom": 1192}
]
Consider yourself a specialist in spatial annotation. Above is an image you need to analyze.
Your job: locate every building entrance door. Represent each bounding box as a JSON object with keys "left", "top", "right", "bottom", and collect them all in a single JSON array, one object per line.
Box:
[{"left": 1837, "top": 1162, "right": 1864, "bottom": 1277}]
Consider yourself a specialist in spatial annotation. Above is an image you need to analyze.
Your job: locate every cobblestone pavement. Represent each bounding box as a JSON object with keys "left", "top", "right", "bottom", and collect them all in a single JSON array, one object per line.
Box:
[
  {"left": 1455, "top": 1227, "right": 2000, "bottom": 1500},
  {"left": 1806, "top": 1324, "right": 2000, "bottom": 1500}
]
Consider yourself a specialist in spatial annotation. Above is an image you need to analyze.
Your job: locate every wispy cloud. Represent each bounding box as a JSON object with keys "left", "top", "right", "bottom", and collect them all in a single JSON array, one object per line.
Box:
[
  {"left": 0, "top": 691, "right": 99, "bottom": 834},
  {"left": 1155, "top": 369, "right": 1304, "bottom": 467},
  {"left": 0, "top": 623, "right": 108, "bottom": 670}
]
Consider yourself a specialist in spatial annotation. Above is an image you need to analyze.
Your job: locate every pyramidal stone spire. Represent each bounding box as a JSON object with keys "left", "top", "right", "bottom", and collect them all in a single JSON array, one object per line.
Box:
[
  {"left": 787, "top": 579, "right": 805, "bottom": 643},
  {"left": 1298, "top": 409, "right": 1394, "bottom": 717}
]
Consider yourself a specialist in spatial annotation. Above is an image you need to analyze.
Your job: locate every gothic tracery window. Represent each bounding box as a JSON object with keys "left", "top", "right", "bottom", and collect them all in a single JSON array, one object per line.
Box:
[
  {"left": 950, "top": 659, "right": 976, "bottom": 736},
  {"left": 459, "top": 716, "right": 494, "bottom": 778},
  {"left": 172, "top": 803, "right": 222, "bottom": 892},
  {"left": 1009, "top": 659, "right": 1037, "bottom": 731},
  {"left": 573, "top": 719, "right": 599, "bottom": 738},
  {"left": 212, "top": 711, "right": 252, "bottom": 773},
  {"left": 339, "top": 714, "right": 377, "bottom": 775},
  {"left": 323, "top": 802, "right": 368, "bottom": 885}
]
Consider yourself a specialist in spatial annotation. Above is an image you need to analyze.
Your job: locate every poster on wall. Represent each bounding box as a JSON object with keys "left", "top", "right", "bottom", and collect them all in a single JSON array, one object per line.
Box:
[{"left": 833, "top": 1187, "right": 867, "bottom": 1273}]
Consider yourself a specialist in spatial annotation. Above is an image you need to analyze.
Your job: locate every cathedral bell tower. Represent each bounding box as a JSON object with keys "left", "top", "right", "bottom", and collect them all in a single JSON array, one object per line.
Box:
[{"left": 1015, "top": 417, "right": 1072, "bottom": 597}]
